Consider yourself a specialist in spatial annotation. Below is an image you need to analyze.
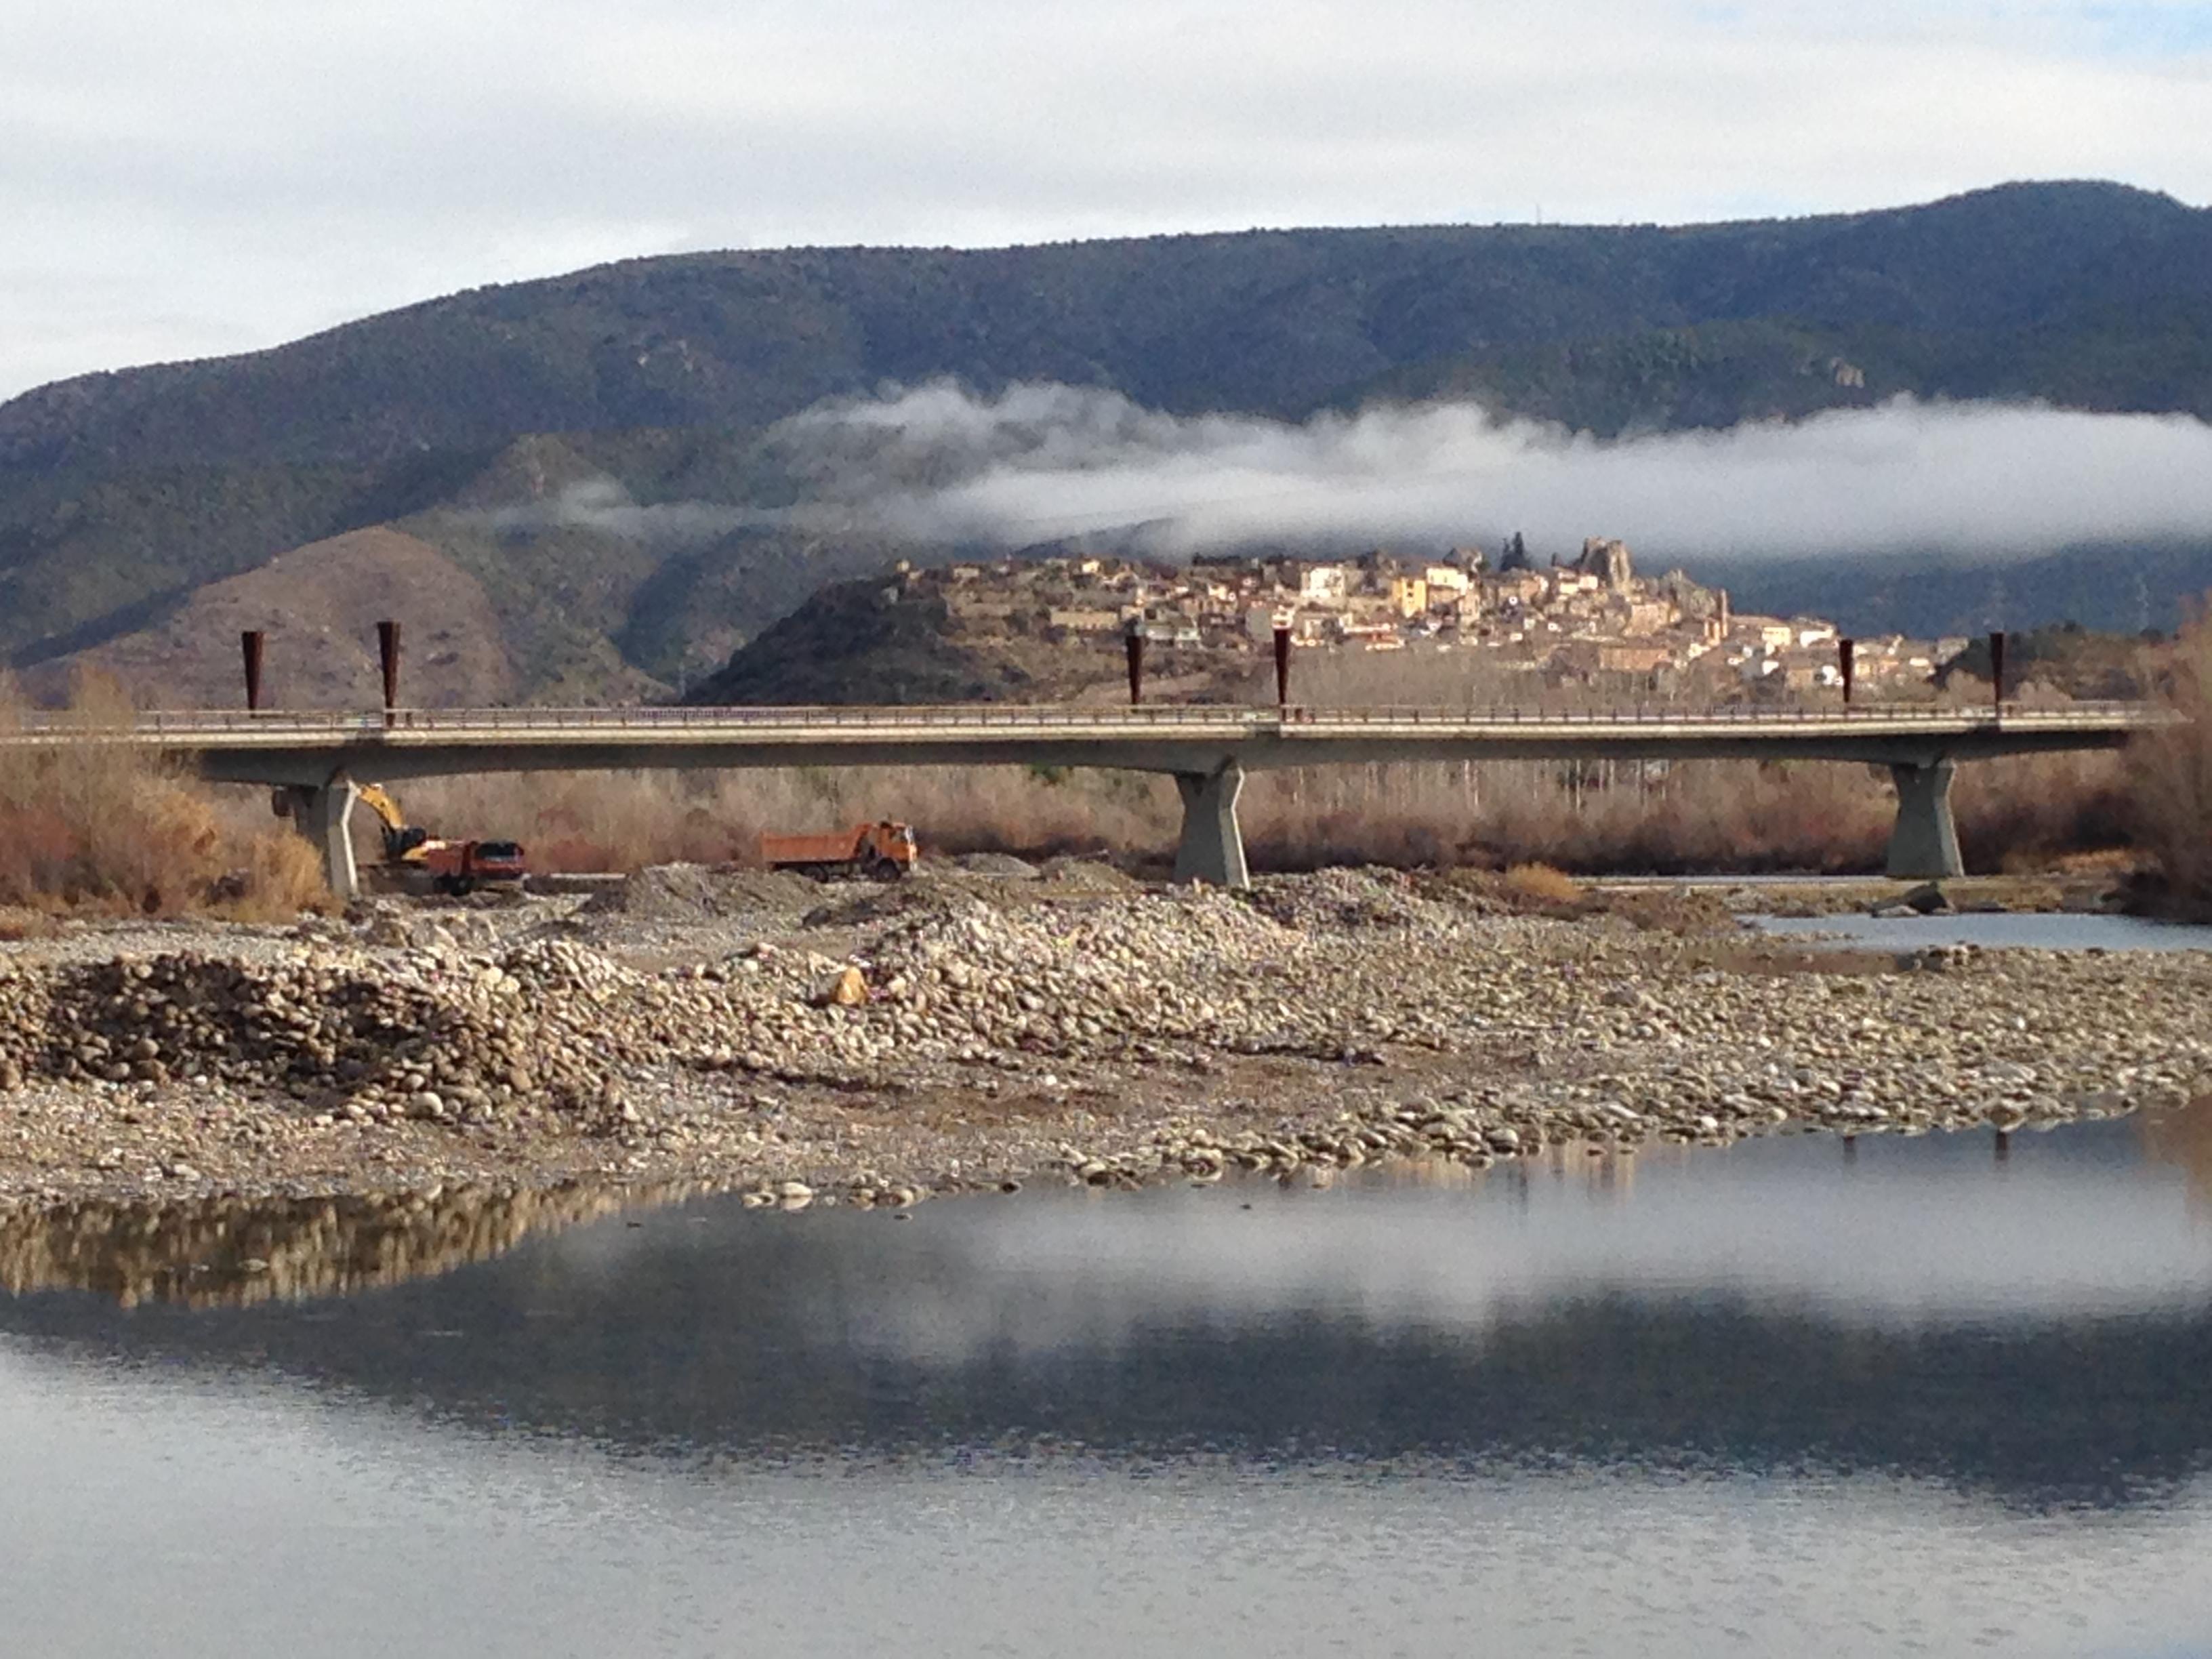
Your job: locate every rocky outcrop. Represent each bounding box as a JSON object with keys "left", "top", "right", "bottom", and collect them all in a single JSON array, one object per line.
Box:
[{"left": 1578, "top": 537, "right": 1635, "bottom": 593}]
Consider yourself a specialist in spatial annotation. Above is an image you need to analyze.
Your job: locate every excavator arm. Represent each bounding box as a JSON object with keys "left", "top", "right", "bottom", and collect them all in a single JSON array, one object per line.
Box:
[{"left": 355, "top": 783, "right": 430, "bottom": 861}]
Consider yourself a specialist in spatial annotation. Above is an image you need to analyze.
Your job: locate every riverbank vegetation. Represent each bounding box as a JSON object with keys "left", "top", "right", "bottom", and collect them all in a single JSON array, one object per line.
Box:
[
  {"left": 0, "top": 679, "right": 327, "bottom": 923},
  {"left": 2127, "top": 610, "right": 2212, "bottom": 911},
  {"left": 387, "top": 745, "right": 2131, "bottom": 882}
]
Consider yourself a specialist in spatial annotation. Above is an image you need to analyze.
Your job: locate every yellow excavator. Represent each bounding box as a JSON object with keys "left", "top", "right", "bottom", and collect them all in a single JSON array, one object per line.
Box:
[{"left": 356, "top": 783, "right": 527, "bottom": 895}]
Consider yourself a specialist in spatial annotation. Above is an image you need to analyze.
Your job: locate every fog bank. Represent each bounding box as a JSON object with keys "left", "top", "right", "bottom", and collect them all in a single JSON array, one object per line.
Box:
[{"left": 776, "top": 383, "right": 2212, "bottom": 562}]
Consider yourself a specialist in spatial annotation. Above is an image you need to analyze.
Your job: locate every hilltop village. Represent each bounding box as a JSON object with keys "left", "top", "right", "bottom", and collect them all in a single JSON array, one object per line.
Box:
[{"left": 893, "top": 540, "right": 1964, "bottom": 702}]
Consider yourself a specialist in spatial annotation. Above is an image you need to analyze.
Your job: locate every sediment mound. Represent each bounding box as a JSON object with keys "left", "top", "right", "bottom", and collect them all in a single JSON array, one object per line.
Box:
[
  {"left": 579, "top": 864, "right": 819, "bottom": 922},
  {"left": 0, "top": 941, "right": 672, "bottom": 1126},
  {"left": 1243, "top": 867, "right": 1452, "bottom": 930},
  {"left": 1037, "top": 857, "right": 1139, "bottom": 893},
  {"left": 949, "top": 853, "right": 1041, "bottom": 879}
]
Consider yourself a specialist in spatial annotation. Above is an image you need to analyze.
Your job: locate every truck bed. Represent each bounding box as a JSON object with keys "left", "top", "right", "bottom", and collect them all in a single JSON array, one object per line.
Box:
[{"left": 760, "top": 831, "right": 862, "bottom": 865}]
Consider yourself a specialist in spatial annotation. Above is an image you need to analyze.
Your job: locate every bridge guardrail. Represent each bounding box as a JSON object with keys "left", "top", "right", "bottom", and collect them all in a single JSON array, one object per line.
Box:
[{"left": 3, "top": 699, "right": 2170, "bottom": 739}]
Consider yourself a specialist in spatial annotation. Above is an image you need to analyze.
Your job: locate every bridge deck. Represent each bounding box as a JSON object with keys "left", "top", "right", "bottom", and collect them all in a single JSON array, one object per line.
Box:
[{"left": 2, "top": 699, "right": 2173, "bottom": 781}]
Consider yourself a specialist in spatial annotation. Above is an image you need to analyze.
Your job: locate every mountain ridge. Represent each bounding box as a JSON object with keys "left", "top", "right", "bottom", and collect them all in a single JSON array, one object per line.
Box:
[{"left": 4, "top": 180, "right": 2209, "bottom": 702}]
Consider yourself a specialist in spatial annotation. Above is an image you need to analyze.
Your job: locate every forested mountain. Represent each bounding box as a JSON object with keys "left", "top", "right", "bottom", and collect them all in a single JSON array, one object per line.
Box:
[{"left": 4, "top": 180, "right": 2209, "bottom": 703}]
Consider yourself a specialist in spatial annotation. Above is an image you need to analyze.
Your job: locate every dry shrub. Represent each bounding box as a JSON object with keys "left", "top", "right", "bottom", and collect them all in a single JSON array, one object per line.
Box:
[
  {"left": 0, "top": 907, "right": 58, "bottom": 942},
  {"left": 1954, "top": 750, "right": 2132, "bottom": 869},
  {"left": 1502, "top": 862, "right": 1581, "bottom": 905},
  {"left": 1240, "top": 756, "right": 1897, "bottom": 875},
  {"left": 2127, "top": 609, "right": 2212, "bottom": 903},
  {"left": 384, "top": 745, "right": 2139, "bottom": 883},
  {"left": 211, "top": 829, "right": 333, "bottom": 922},
  {"left": 0, "top": 678, "right": 331, "bottom": 916}
]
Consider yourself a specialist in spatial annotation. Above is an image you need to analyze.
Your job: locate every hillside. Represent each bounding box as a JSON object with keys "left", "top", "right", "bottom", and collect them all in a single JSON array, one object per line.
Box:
[
  {"left": 22, "top": 527, "right": 523, "bottom": 709},
  {"left": 3, "top": 180, "right": 2211, "bottom": 701},
  {"left": 687, "top": 562, "right": 1267, "bottom": 708}
]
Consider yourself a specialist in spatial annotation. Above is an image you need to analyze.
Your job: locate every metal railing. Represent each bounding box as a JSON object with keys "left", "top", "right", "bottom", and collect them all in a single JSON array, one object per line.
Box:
[{"left": 0, "top": 699, "right": 2173, "bottom": 739}]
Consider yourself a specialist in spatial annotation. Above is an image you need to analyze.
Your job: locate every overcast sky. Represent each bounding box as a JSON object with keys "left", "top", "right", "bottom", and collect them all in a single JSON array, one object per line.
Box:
[{"left": 3, "top": 0, "right": 2209, "bottom": 402}]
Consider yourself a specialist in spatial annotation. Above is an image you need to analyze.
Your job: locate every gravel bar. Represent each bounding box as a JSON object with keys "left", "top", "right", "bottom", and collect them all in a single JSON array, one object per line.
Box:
[{"left": 0, "top": 865, "right": 2205, "bottom": 1213}]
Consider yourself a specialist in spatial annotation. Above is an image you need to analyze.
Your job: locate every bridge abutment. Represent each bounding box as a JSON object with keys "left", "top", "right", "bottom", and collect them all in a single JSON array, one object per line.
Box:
[
  {"left": 1885, "top": 761, "right": 1964, "bottom": 880},
  {"left": 1172, "top": 762, "right": 1249, "bottom": 888},
  {"left": 281, "top": 779, "right": 360, "bottom": 901}
]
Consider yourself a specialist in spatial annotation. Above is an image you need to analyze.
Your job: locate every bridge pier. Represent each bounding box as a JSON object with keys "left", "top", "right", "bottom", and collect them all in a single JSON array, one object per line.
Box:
[
  {"left": 1885, "top": 761, "right": 1963, "bottom": 880},
  {"left": 1172, "top": 762, "right": 1249, "bottom": 888},
  {"left": 281, "top": 779, "right": 360, "bottom": 901}
]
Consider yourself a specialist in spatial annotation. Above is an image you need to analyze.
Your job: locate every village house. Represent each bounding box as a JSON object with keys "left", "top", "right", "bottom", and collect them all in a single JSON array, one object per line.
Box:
[
  {"left": 1388, "top": 575, "right": 1429, "bottom": 618},
  {"left": 1338, "top": 619, "right": 1398, "bottom": 647},
  {"left": 1047, "top": 606, "right": 1123, "bottom": 633},
  {"left": 1300, "top": 565, "right": 1350, "bottom": 605},
  {"left": 1733, "top": 617, "right": 1796, "bottom": 652}
]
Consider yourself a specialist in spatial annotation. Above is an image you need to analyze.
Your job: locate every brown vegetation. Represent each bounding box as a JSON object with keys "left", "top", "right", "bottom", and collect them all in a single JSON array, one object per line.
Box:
[
  {"left": 1502, "top": 863, "right": 1582, "bottom": 905},
  {"left": 0, "top": 678, "right": 330, "bottom": 918},
  {"left": 385, "top": 745, "right": 2134, "bottom": 882},
  {"left": 2127, "top": 609, "right": 2212, "bottom": 907}
]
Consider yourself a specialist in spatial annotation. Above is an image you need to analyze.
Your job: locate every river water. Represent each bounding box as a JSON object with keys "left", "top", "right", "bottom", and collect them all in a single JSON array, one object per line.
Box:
[
  {"left": 1750, "top": 912, "right": 2212, "bottom": 952},
  {"left": 9, "top": 1109, "right": 2212, "bottom": 1657}
]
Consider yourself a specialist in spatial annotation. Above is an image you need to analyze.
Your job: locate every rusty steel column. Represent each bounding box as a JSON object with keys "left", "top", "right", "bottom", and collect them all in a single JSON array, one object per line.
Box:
[
  {"left": 1125, "top": 626, "right": 1145, "bottom": 707},
  {"left": 376, "top": 619, "right": 402, "bottom": 724},
  {"left": 241, "top": 630, "right": 266, "bottom": 712},
  {"left": 1988, "top": 630, "right": 2007, "bottom": 712},
  {"left": 1838, "top": 636, "right": 1855, "bottom": 705},
  {"left": 1273, "top": 625, "right": 1292, "bottom": 708}
]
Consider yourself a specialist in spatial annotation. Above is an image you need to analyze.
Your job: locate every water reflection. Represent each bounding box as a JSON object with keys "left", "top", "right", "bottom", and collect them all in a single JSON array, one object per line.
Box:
[
  {"left": 0, "top": 1181, "right": 712, "bottom": 1308},
  {"left": 2141, "top": 1093, "right": 2212, "bottom": 1207},
  {"left": 1752, "top": 911, "right": 2212, "bottom": 951},
  {"left": 4, "top": 1110, "right": 2212, "bottom": 1510}
]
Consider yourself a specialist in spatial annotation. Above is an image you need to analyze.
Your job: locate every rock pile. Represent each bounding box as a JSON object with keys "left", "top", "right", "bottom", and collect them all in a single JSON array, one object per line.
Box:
[
  {"left": 579, "top": 864, "right": 819, "bottom": 922},
  {"left": 0, "top": 941, "right": 655, "bottom": 1126}
]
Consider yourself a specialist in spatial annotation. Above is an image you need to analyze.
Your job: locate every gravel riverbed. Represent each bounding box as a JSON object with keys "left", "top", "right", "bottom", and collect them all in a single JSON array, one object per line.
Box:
[{"left": 0, "top": 865, "right": 2205, "bottom": 1214}]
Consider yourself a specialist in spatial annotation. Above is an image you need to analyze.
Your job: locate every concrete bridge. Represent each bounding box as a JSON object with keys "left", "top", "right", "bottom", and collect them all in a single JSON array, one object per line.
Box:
[{"left": 5, "top": 701, "right": 2173, "bottom": 897}]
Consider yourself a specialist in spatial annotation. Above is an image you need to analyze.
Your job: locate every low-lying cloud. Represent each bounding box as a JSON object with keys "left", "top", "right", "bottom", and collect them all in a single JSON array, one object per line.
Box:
[
  {"left": 775, "top": 382, "right": 2212, "bottom": 562},
  {"left": 480, "top": 383, "right": 2212, "bottom": 566},
  {"left": 483, "top": 478, "right": 777, "bottom": 544}
]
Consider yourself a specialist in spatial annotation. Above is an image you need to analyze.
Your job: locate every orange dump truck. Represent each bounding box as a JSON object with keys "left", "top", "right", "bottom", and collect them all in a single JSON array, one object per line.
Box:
[
  {"left": 760, "top": 821, "right": 918, "bottom": 880},
  {"left": 413, "top": 838, "right": 528, "bottom": 895}
]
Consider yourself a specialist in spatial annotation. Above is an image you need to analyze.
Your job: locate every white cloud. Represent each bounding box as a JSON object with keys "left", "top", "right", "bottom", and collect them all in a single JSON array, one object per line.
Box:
[
  {"left": 773, "top": 382, "right": 2212, "bottom": 560},
  {"left": 482, "top": 480, "right": 777, "bottom": 543},
  {"left": 0, "top": 0, "right": 2207, "bottom": 398}
]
